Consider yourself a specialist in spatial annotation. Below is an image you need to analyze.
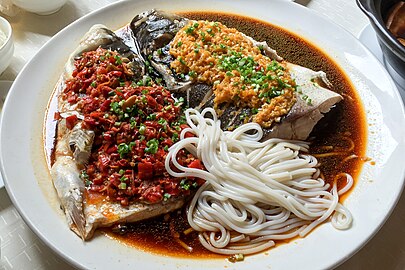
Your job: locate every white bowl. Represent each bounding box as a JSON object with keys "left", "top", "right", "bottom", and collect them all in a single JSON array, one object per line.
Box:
[
  {"left": 11, "top": 0, "right": 67, "bottom": 15},
  {"left": 0, "top": 16, "right": 13, "bottom": 76}
]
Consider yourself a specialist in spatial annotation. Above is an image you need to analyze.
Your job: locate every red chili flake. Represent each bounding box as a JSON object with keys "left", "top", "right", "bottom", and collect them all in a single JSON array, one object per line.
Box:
[
  {"left": 67, "top": 93, "right": 77, "bottom": 104},
  {"left": 92, "top": 176, "right": 104, "bottom": 185},
  {"left": 188, "top": 159, "right": 203, "bottom": 170},
  {"left": 138, "top": 162, "right": 154, "bottom": 180},
  {"left": 143, "top": 186, "right": 162, "bottom": 203},
  {"left": 65, "top": 115, "right": 78, "bottom": 130},
  {"left": 103, "top": 133, "right": 113, "bottom": 142},
  {"left": 54, "top": 112, "right": 61, "bottom": 120},
  {"left": 98, "top": 154, "right": 110, "bottom": 172}
]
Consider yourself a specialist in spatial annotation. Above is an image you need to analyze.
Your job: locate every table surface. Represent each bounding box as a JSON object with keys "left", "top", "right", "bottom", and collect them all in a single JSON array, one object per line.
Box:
[{"left": 1, "top": 0, "right": 404, "bottom": 269}]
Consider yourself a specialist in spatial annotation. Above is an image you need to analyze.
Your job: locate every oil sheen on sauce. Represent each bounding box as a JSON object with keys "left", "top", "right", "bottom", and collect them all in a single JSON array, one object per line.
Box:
[{"left": 46, "top": 12, "right": 367, "bottom": 258}]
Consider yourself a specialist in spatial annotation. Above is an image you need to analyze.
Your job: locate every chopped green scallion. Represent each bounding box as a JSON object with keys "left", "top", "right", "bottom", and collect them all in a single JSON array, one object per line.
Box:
[
  {"left": 178, "top": 57, "right": 186, "bottom": 65},
  {"left": 163, "top": 193, "right": 171, "bottom": 201},
  {"left": 139, "top": 124, "right": 146, "bottom": 135},
  {"left": 117, "top": 143, "right": 130, "bottom": 158},
  {"left": 145, "top": 138, "right": 159, "bottom": 154}
]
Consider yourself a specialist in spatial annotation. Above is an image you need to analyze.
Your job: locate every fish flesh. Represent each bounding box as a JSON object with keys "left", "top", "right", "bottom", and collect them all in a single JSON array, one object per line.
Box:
[
  {"left": 129, "top": 10, "right": 343, "bottom": 140},
  {"left": 51, "top": 24, "right": 188, "bottom": 240}
]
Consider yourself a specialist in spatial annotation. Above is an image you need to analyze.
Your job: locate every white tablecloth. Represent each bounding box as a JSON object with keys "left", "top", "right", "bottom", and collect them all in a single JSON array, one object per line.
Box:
[{"left": 2, "top": 1, "right": 403, "bottom": 269}]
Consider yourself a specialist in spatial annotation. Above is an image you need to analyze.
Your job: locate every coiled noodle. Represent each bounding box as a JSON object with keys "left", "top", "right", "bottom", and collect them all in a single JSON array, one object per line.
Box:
[{"left": 165, "top": 108, "right": 353, "bottom": 255}]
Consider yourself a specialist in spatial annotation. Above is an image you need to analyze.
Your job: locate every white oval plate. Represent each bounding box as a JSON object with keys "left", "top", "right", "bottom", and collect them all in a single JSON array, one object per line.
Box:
[{"left": 1, "top": 1, "right": 405, "bottom": 269}]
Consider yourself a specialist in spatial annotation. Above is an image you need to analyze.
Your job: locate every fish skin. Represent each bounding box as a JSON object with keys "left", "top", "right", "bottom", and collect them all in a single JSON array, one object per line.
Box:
[
  {"left": 51, "top": 24, "right": 189, "bottom": 240},
  {"left": 130, "top": 9, "right": 192, "bottom": 92},
  {"left": 130, "top": 9, "right": 188, "bottom": 56},
  {"left": 129, "top": 10, "right": 343, "bottom": 140}
]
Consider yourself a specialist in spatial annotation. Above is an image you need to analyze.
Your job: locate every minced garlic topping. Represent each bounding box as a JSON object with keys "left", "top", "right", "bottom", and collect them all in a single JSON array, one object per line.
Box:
[{"left": 169, "top": 20, "right": 296, "bottom": 128}]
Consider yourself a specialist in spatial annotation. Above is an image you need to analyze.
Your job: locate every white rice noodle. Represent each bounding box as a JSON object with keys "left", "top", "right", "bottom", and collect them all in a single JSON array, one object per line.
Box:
[{"left": 165, "top": 108, "right": 353, "bottom": 255}]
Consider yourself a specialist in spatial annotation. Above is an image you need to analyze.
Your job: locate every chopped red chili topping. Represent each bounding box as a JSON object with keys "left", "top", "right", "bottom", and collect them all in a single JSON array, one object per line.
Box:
[{"left": 62, "top": 47, "right": 202, "bottom": 205}]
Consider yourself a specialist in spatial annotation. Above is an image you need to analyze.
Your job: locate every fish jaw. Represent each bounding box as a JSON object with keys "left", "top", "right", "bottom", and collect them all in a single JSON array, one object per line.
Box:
[
  {"left": 69, "top": 124, "right": 95, "bottom": 165},
  {"left": 265, "top": 63, "right": 343, "bottom": 140},
  {"left": 51, "top": 155, "right": 87, "bottom": 239}
]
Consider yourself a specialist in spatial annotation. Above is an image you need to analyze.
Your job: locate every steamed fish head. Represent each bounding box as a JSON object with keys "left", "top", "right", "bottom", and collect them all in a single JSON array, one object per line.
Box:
[{"left": 129, "top": 11, "right": 343, "bottom": 140}]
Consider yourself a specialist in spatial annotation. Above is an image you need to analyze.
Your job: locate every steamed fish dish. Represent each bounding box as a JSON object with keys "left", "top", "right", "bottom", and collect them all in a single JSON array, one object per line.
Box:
[{"left": 47, "top": 10, "right": 364, "bottom": 257}]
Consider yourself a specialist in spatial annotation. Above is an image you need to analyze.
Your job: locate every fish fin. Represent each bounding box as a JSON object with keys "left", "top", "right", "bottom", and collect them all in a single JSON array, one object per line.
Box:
[{"left": 66, "top": 189, "right": 86, "bottom": 240}]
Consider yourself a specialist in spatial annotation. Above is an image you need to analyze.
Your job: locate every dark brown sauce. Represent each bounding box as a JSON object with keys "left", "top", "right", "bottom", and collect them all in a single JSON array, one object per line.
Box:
[
  {"left": 103, "top": 210, "right": 223, "bottom": 259},
  {"left": 45, "top": 12, "right": 367, "bottom": 259}
]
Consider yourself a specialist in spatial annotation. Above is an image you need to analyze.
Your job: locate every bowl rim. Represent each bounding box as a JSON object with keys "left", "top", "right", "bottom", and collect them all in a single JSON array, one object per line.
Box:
[
  {"left": 10, "top": 0, "right": 67, "bottom": 15},
  {"left": 356, "top": 0, "right": 405, "bottom": 60},
  {"left": 0, "top": 16, "right": 12, "bottom": 51}
]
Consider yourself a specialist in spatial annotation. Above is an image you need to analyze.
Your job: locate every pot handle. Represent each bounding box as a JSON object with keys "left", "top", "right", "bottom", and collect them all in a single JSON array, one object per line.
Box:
[
  {"left": 356, "top": 0, "right": 372, "bottom": 12},
  {"left": 356, "top": 0, "right": 380, "bottom": 25}
]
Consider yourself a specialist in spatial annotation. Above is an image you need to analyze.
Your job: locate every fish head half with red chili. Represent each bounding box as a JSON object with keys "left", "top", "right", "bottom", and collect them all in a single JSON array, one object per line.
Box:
[{"left": 51, "top": 24, "right": 202, "bottom": 240}]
